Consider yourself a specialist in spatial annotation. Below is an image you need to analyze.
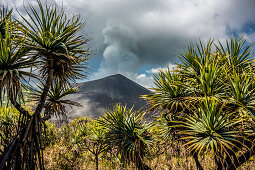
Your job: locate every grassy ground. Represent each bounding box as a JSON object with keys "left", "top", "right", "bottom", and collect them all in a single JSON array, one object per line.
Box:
[
  {"left": 43, "top": 130, "right": 255, "bottom": 170},
  {"left": 44, "top": 146, "right": 255, "bottom": 170}
]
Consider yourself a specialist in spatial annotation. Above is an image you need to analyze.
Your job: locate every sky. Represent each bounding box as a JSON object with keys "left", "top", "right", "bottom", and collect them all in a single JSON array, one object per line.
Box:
[{"left": 1, "top": 0, "right": 255, "bottom": 88}]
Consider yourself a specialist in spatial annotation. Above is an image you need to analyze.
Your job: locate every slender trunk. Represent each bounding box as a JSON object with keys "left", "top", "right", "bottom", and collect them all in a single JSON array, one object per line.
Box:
[
  {"left": 141, "top": 164, "right": 152, "bottom": 170},
  {"left": 0, "top": 139, "right": 18, "bottom": 169},
  {"left": 220, "top": 149, "right": 238, "bottom": 170},
  {"left": 137, "top": 159, "right": 151, "bottom": 170},
  {"left": 192, "top": 153, "right": 203, "bottom": 170},
  {"left": 225, "top": 145, "right": 255, "bottom": 170},
  {"left": 34, "top": 58, "right": 54, "bottom": 116},
  {"left": 30, "top": 58, "right": 54, "bottom": 170},
  {"left": 95, "top": 154, "right": 99, "bottom": 170},
  {"left": 10, "top": 97, "right": 31, "bottom": 118},
  {"left": 20, "top": 58, "right": 54, "bottom": 170},
  {"left": 215, "top": 155, "right": 224, "bottom": 170}
]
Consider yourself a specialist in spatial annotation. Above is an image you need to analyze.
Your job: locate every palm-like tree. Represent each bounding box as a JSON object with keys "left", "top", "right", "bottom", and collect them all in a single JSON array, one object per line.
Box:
[
  {"left": 0, "top": 1, "right": 89, "bottom": 169},
  {"left": 143, "top": 37, "right": 255, "bottom": 169},
  {"left": 74, "top": 121, "right": 107, "bottom": 170},
  {"left": 177, "top": 98, "right": 245, "bottom": 168},
  {"left": 0, "top": 9, "right": 34, "bottom": 115},
  {"left": 225, "top": 69, "right": 255, "bottom": 118},
  {"left": 98, "top": 104, "right": 152, "bottom": 170},
  {"left": 32, "top": 79, "right": 81, "bottom": 121},
  {"left": 143, "top": 68, "right": 186, "bottom": 112},
  {"left": 17, "top": 0, "right": 89, "bottom": 115}
]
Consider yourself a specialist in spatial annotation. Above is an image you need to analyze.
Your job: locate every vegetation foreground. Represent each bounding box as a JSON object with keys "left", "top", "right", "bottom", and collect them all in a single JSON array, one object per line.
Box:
[{"left": 1, "top": 0, "right": 255, "bottom": 169}]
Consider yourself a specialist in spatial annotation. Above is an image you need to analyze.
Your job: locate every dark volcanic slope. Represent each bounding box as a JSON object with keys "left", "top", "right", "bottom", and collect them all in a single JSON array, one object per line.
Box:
[{"left": 67, "top": 74, "right": 151, "bottom": 118}]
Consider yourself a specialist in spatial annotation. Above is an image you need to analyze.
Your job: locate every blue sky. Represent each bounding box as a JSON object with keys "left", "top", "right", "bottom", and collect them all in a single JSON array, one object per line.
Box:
[{"left": 2, "top": 0, "right": 255, "bottom": 88}]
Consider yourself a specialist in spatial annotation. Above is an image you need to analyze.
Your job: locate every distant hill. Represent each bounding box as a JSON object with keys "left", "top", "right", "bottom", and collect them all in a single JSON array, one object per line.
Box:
[{"left": 66, "top": 74, "right": 151, "bottom": 118}]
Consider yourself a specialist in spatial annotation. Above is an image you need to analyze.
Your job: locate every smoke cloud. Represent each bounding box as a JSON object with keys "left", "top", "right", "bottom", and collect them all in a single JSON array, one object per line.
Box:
[{"left": 2, "top": 0, "right": 255, "bottom": 87}]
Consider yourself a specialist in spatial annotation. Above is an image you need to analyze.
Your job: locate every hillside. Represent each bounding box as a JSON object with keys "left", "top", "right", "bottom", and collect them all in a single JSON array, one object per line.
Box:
[{"left": 66, "top": 74, "right": 151, "bottom": 118}]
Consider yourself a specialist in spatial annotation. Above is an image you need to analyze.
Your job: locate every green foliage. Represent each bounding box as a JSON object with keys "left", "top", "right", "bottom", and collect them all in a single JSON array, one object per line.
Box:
[
  {"left": 0, "top": 9, "right": 34, "bottom": 103},
  {"left": 98, "top": 104, "right": 153, "bottom": 169},
  {"left": 225, "top": 69, "right": 255, "bottom": 119},
  {"left": 32, "top": 79, "right": 82, "bottom": 120},
  {"left": 74, "top": 120, "right": 107, "bottom": 170},
  {"left": 143, "top": 36, "right": 255, "bottom": 169},
  {"left": 142, "top": 69, "right": 186, "bottom": 111},
  {"left": 177, "top": 98, "right": 243, "bottom": 156},
  {"left": 0, "top": 106, "right": 19, "bottom": 153},
  {"left": 0, "top": 1, "right": 90, "bottom": 168},
  {"left": 0, "top": 7, "right": 12, "bottom": 39},
  {"left": 42, "top": 121, "right": 59, "bottom": 147},
  {"left": 44, "top": 117, "right": 92, "bottom": 169},
  {"left": 18, "top": 0, "right": 89, "bottom": 82}
]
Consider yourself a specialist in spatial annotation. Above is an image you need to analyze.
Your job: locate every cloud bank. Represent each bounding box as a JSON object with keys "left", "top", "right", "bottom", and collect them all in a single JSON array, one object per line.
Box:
[{"left": 2, "top": 0, "right": 255, "bottom": 87}]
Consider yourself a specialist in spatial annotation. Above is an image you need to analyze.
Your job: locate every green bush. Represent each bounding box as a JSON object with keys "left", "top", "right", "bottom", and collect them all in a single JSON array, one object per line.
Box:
[{"left": 0, "top": 106, "right": 19, "bottom": 153}]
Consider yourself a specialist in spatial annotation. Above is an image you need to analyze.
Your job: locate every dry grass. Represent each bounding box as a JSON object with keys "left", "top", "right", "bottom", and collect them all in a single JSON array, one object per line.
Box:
[{"left": 43, "top": 140, "right": 255, "bottom": 170}]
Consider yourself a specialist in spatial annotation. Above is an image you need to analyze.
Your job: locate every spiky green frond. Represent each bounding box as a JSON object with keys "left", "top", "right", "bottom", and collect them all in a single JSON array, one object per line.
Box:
[
  {"left": 215, "top": 36, "right": 253, "bottom": 70},
  {"left": 225, "top": 68, "right": 255, "bottom": 119},
  {"left": 0, "top": 7, "right": 12, "bottom": 39},
  {"left": 18, "top": 0, "right": 90, "bottom": 82},
  {"left": 142, "top": 67, "right": 186, "bottom": 112},
  {"left": 0, "top": 14, "right": 34, "bottom": 103},
  {"left": 98, "top": 104, "right": 152, "bottom": 169},
  {"left": 143, "top": 36, "right": 255, "bottom": 169},
  {"left": 175, "top": 98, "right": 244, "bottom": 157},
  {"left": 32, "top": 79, "right": 81, "bottom": 120}
]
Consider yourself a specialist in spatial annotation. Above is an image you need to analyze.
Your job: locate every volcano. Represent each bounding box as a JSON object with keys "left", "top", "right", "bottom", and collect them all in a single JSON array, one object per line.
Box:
[{"left": 67, "top": 74, "right": 151, "bottom": 118}]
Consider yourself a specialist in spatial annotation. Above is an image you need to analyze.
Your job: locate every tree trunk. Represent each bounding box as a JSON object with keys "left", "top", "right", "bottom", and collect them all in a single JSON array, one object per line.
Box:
[
  {"left": 142, "top": 164, "right": 152, "bottom": 170},
  {"left": 95, "top": 154, "right": 99, "bottom": 170},
  {"left": 34, "top": 58, "right": 54, "bottom": 116},
  {"left": 192, "top": 153, "right": 203, "bottom": 170},
  {"left": 224, "top": 145, "right": 255, "bottom": 170},
  {"left": 10, "top": 97, "right": 31, "bottom": 118},
  {"left": 0, "top": 59, "right": 55, "bottom": 170},
  {"left": 215, "top": 155, "right": 224, "bottom": 170},
  {"left": 136, "top": 159, "right": 151, "bottom": 170}
]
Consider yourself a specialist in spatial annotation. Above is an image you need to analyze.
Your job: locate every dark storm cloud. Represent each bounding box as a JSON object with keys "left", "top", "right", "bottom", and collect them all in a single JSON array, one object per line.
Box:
[
  {"left": 56, "top": 0, "right": 255, "bottom": 78},
  {"left": 2, "top": 0, "right": 255, "bottom": 86}
]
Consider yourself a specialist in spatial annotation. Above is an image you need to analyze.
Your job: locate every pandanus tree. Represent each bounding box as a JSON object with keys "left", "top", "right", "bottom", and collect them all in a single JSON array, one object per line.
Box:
[
  {"left": 32, "top": 79, "right": 82, "bottom": 121},
  {"left": 142, "top": 37, "right": 255, "bottom": 170},
  {"left": 98, "top": 104, "right": 153, "bottom": 170},
  {"left": 0, "top": 1, "right": 89, "bottom": 169},
  {"left": 74, "top": 121, "right": 107, "bottom": 170}
]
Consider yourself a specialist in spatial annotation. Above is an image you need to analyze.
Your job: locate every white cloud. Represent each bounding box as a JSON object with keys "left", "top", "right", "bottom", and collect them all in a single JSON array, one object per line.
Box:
[
  {"left": 137, "top": 73, "right": 146, "bottom": 79},
  {"left": 125, "top": 73, "right": 154, "bottom": 89},
  {"left": 3, "top": 0, "right": 255, "bottom": 86},
  {"left": 135, "top": 74, "right": 154, "bottom": 89},
  {"left": 147, "top": 64, "right": 176, "bottom": 74},
  {"left": 73, "top": 0, "right": 255, "bottom": 81}
]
